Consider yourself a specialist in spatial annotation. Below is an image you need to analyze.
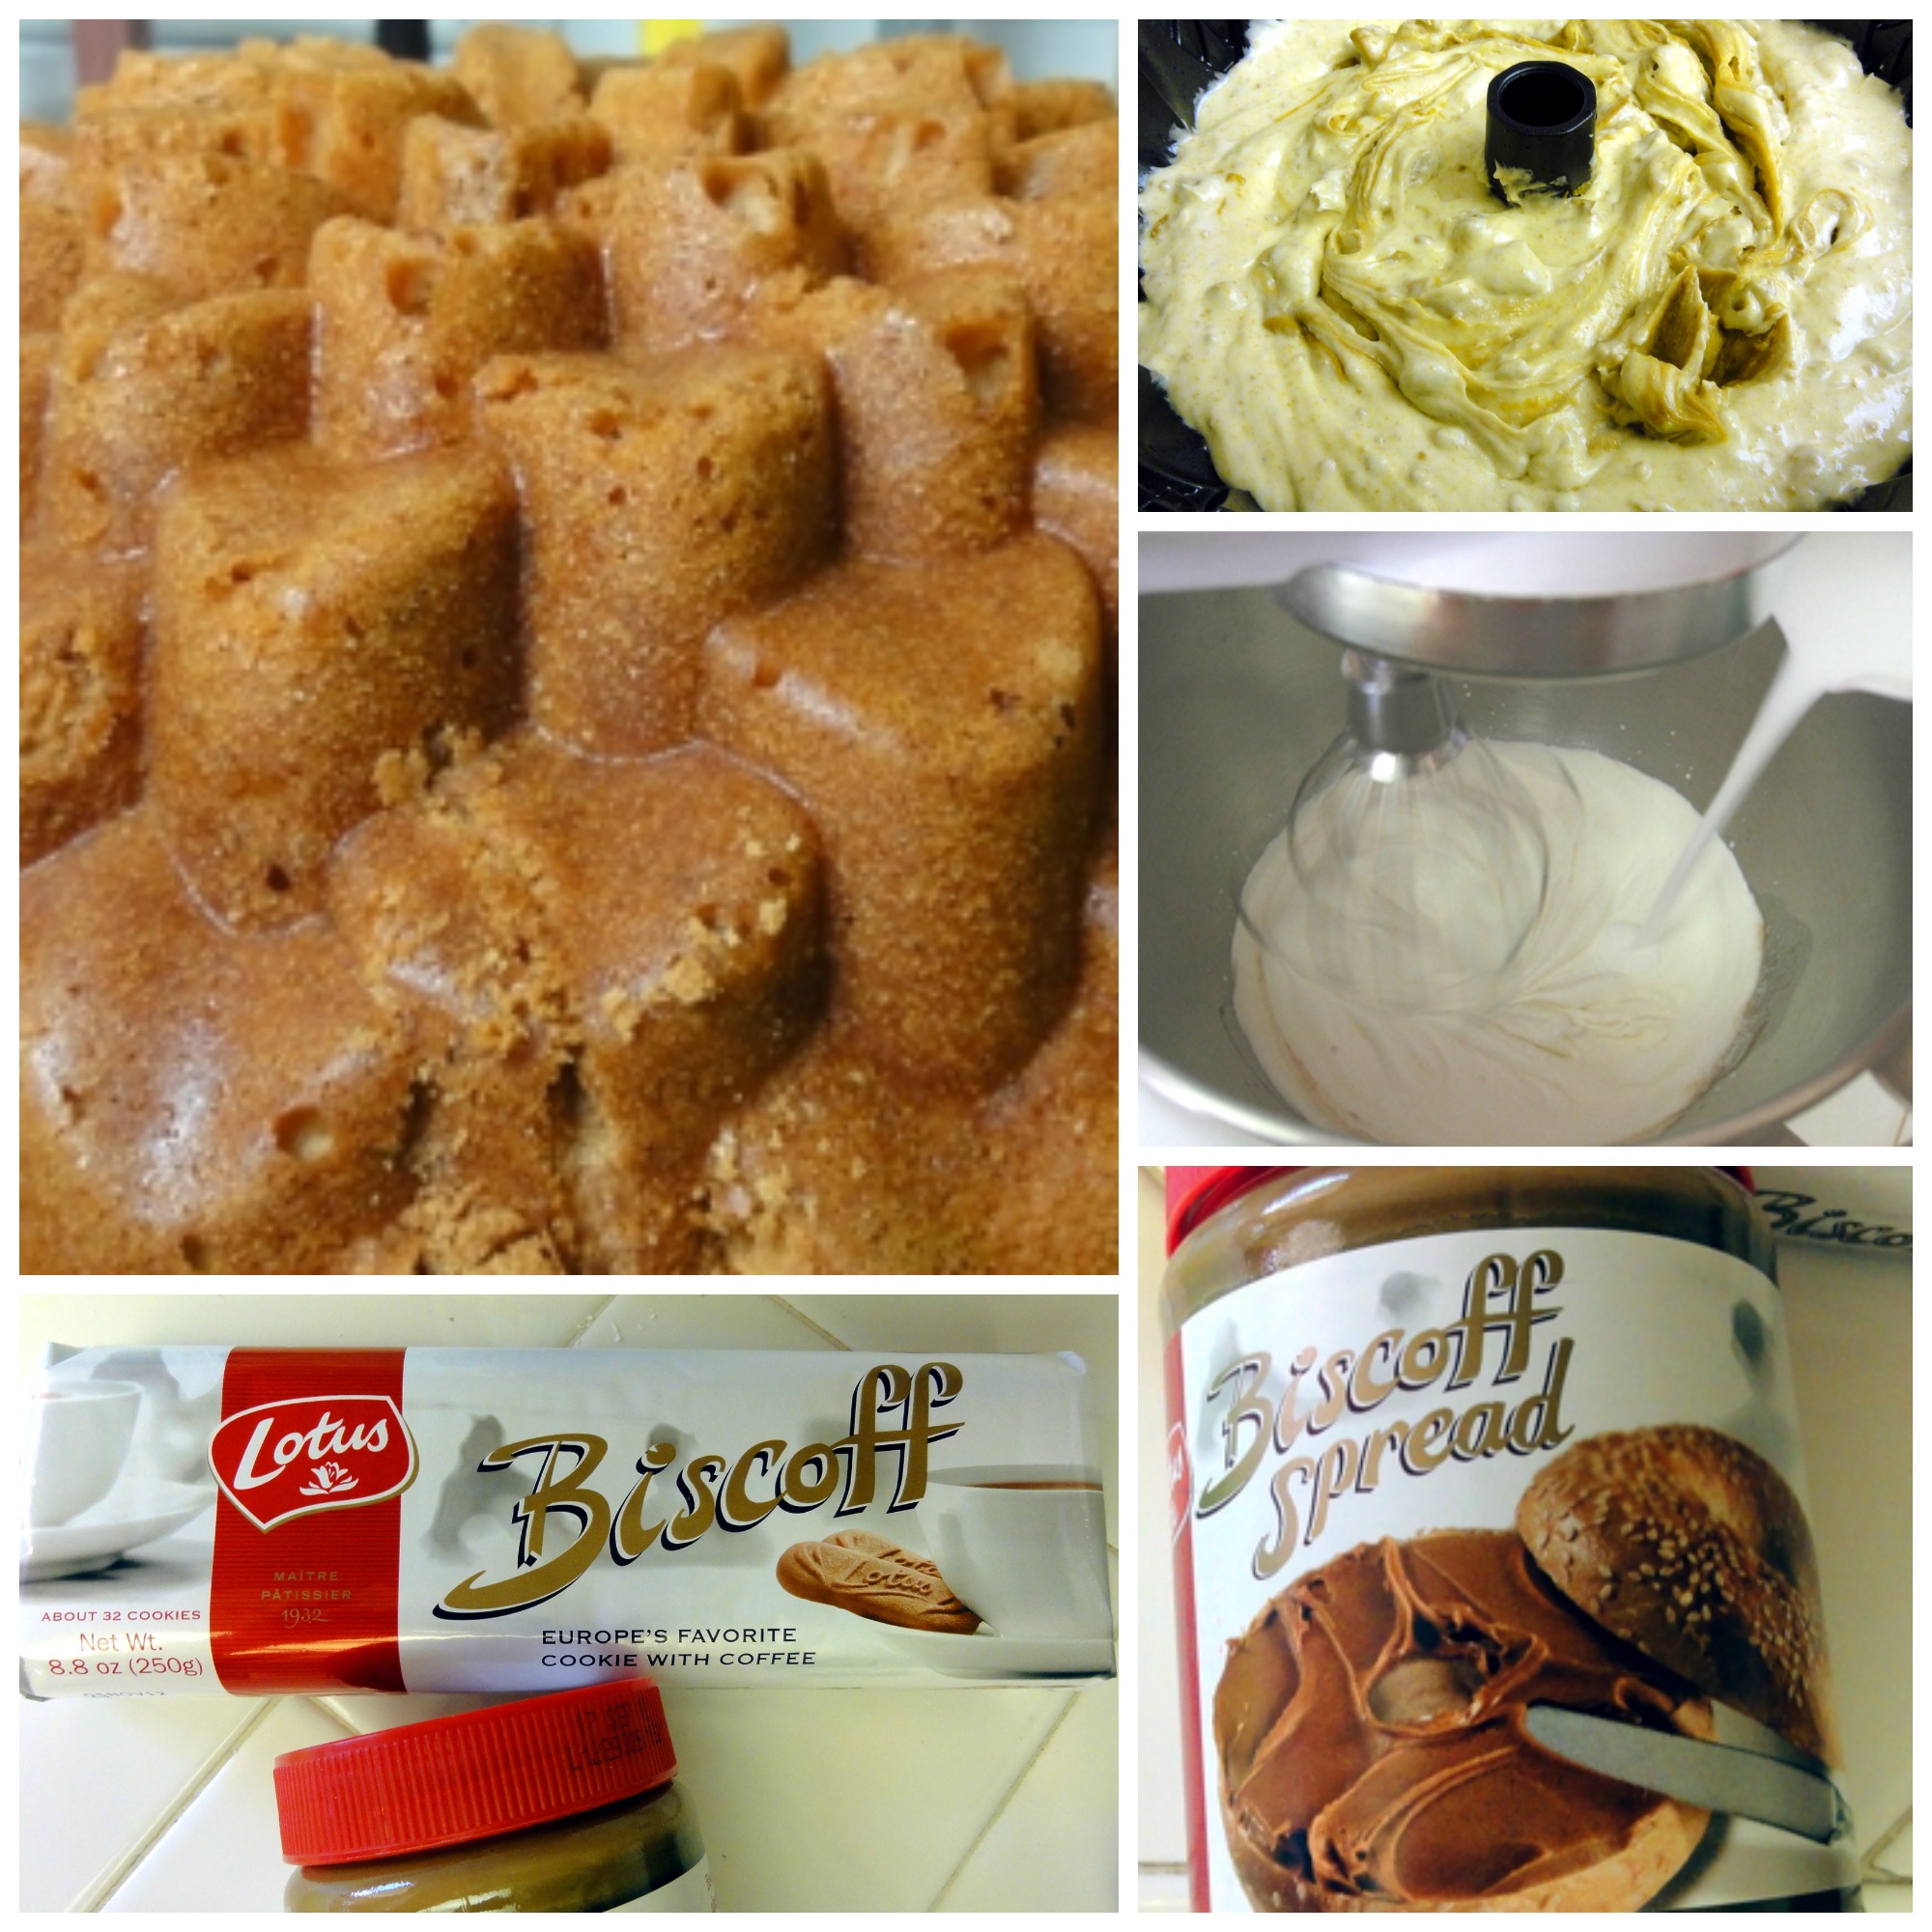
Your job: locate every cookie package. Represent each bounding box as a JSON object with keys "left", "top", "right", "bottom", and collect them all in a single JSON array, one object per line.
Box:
[{"left": 22, "top": 1346, "right": 1115, "bottom": 1695}]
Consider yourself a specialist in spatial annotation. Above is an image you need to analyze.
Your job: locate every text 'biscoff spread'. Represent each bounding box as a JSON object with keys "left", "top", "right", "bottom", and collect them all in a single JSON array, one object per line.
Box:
[{"left": 1161, "top": 1168, "right": 1859, "bottom": 1913}]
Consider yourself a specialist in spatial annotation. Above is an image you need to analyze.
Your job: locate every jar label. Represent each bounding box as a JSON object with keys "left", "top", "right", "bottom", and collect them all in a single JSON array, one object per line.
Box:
[
  {"left": 1170, "top": 1227, "right": 1855, "bottom": 1912},
  {"left": 610, "top": 1855, "right": 715, "bottom": 1911}
]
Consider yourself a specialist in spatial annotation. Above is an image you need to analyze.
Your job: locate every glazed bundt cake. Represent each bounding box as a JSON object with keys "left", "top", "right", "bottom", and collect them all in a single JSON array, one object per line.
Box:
[{"left": 19, "top": 24, "right": 1119, "bottom": 1274}]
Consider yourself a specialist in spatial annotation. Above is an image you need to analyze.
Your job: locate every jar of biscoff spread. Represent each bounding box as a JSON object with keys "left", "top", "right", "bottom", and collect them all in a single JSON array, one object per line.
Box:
[
  {"left": 1161, "top": 1167, "right": 1859, "bottom": 1914},
  {"left": 276, "top": 1679, "right": 711, "bottom": 1912}
]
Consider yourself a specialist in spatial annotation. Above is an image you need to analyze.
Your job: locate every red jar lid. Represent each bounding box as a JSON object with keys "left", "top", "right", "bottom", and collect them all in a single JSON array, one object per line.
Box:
[
  {"left": 275, "top": 1679, "right": 678, "bottom": 1866},
  {"left": 1165, "top": 1166, "right": 1302, "bottom": 1254},
  {"left": 1166, "top": 1166, "right": 1755, "bottom": 1256}
]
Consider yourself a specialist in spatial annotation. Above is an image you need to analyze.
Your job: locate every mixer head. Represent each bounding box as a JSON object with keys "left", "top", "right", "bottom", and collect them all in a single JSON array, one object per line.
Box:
[{"left": 1272, "top": 534, "right": 1799, "bottom": 678}]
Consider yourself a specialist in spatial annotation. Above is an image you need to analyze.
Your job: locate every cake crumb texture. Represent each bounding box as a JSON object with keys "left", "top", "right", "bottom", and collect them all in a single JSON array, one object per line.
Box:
[{"left": 19, "top": 24, "right": 1118, "bottom": 1274}]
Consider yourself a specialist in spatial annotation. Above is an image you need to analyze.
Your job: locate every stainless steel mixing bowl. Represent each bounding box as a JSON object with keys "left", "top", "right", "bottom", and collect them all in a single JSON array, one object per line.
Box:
[{"left": 1141, "top": 585, "right": 1912, "bottom": 1145}]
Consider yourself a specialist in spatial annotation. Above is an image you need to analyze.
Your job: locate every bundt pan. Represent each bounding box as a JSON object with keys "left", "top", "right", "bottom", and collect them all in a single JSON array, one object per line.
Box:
[
  {"left": 1138, "top": 19, "right": 1913, "bottom": 513},
  {"left": 1140, "top": 582, "right": 1911, "bottom": 1145}
]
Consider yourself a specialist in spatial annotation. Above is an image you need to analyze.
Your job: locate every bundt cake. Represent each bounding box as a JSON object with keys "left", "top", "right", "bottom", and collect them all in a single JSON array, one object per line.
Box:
[{"left": 19, "top": 24, "right": 1120, "bottom": 1274}]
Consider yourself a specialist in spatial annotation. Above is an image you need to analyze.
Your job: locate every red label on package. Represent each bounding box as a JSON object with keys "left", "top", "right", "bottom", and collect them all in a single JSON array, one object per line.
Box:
[{"left": 210, "top": 1350, "right": 410, "bottom": 1694}]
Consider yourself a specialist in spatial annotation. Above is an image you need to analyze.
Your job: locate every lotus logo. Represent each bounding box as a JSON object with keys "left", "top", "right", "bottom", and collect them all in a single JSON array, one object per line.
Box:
[
  {"left": 209, "top": 1396, "right": 416, "bottom": 1530},
  {"left": 300, "top": 1461, "right": 357, "bottom": 1497}
]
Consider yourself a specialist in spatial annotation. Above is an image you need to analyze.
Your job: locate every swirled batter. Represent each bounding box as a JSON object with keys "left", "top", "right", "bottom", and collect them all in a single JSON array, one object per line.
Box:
[
  {"left": 1233, "top": 742, "right": 1764, "bottom": 1144},
  {"left": 1141, "top": 19, "right": 1912, "bottom": 509}
]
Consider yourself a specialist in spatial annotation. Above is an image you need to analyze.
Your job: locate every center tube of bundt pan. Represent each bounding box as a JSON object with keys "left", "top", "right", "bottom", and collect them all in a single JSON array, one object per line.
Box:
[{"left": 1486, "top": 61, "right": 1596, "bottom": 202}]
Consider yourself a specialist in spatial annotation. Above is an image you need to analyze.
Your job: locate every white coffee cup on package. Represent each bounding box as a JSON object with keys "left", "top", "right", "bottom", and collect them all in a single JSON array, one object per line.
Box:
[
  {"left": 30, "top": 1381, "right": 143, "bottom": 1526},
  {"left": 921, "top": 1464, "right": 1112, "bottom": 1638}
]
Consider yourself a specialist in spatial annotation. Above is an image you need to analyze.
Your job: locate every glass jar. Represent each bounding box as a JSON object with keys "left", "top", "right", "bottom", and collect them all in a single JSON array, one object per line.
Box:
[
  {"left": 1162, "top": 1166, "right": 1770, "bottom": 1330},
  {"left": 277, "top": 1679, "right": 711, "bottom": 1912},
  {"left": 1161, "top": 1166, "right": 1858, "bottom": 1915}
]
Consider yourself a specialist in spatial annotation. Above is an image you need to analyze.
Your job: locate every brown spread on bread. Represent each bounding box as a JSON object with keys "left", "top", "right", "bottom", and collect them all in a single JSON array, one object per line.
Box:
[{"left": 1215, "top": 1529, "right": 1711, "bottom": 1912}]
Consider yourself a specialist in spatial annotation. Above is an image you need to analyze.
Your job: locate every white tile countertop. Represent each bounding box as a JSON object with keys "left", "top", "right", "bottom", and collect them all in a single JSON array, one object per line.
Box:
[
  {"left": 1135, "top": 1167, "right": 1912, "bottom": 1913},
  {"left": 18, "top": 1292, "right": 1120, "bottom": 1914}
]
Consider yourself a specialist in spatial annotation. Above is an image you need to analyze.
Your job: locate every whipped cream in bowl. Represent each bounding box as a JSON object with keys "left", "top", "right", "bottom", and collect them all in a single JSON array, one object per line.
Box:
[{"left": 1233, "top": 742, "right": 1766, "bottom": 1145}]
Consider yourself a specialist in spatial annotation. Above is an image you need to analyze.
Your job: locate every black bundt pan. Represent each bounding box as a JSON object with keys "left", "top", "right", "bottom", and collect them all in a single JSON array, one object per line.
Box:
[{"left": 1138, "top": 20, "right": 1913, "bottom": 512}]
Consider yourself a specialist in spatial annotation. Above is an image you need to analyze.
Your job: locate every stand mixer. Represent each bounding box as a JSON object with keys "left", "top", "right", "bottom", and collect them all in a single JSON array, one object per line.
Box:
[{"left": 1141, "top": 532, "right": 1913, "bottom": 1146}]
